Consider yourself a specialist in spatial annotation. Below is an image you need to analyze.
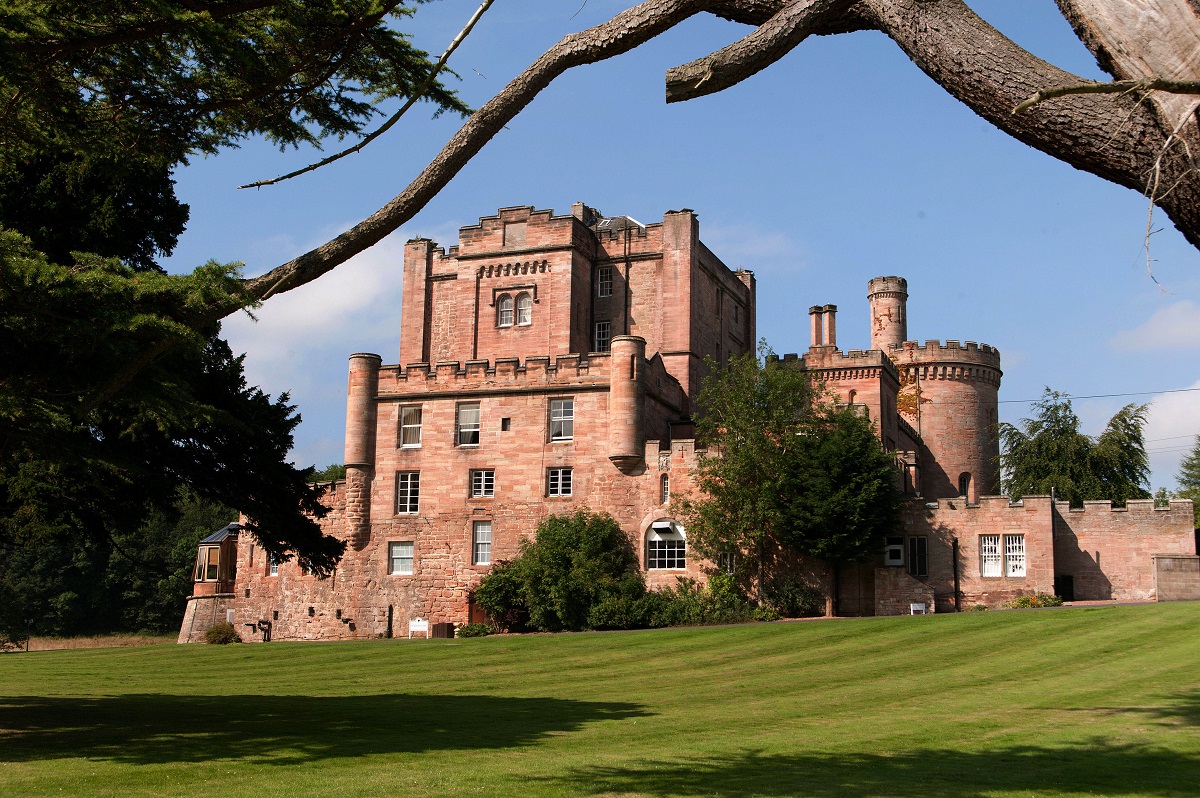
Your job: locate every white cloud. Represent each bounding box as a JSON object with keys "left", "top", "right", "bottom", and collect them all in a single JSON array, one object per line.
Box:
[
  {"left": 1144, "top": 380, "right": 1200, "bottom": 490},
  {"left": 699, "top": 221, "right": 807, "bottom": 274},
  {"left": 1111, "top": 300, "right": 1200, "bottom": 352}
]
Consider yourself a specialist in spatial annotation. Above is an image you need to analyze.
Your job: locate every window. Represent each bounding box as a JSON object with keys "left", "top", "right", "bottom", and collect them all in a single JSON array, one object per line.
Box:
[
  {"left": 268, "top": 553, "right": 280, "bottom": 577},
  {"left": 884, "top": 536, "right": 904, "bottom": 566},
  {"left": 1005, "top": 534, "right": 1026, "bottom": 577},
  {"left": 717, "top": 551, "right": 737, "bottom": 575},
  {"left": 195, "top": 546, "right": 220, "bottom": 581},
  {"left": 547, "top": 467, "right": 573, "bottom": 497},
  {"left": 907, "top": 536, "right": 928, "bottom": 577},
  {"left": 389, "top": 541, "right": 414, "bottom": 575},
  {"left": 598, "top": 265, "right": 613, "bottom": 297},
  {"left": 660, "top": 473, "right": 670, "bottom": 505},
  {"left": 517, "top": 293, "right": 532, "bottom": 325},
  {"left": 593, "top": 321, "right": 611, "bottom": 352},
  {"left": 472, "top": 521, "right": 492, "bottom": 565},
  {"left": 497, "top": 294, "right": 514, "bottom": 327},
  {"left": 396, "top": 471, "right": 420, "bottom": 514},
  {"left": 958, "top": 472, "right": 971, "bottom": 498},
  {"left": 982, "top": 534, "right": 1026, "bottom": 577},
  {"left": 457, "top": 403, "right": 480, "bottom": 446},
  {"left": 550, "top": 398, "right": 574, "bottom": 441},
  {"left": 400, "top": 405, "right": 422, "bottom": 447},
  {"left": 471, "top": 469, "right": 495, "bottom": 498},
  {"left": 646, "top": 522, "right": 686, "bottom": 569}
]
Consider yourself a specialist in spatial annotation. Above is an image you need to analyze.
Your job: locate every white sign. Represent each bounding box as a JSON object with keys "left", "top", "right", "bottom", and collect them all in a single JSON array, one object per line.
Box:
[{"left": 408, "top": 618, "right": 430, "bottom": 639}]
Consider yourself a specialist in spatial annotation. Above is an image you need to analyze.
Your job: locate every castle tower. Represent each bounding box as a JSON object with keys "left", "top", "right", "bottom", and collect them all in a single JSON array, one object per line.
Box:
[
  {"left": 867, "top": 276, "right": 908, "bottom": 351},
  {"left": 608, "top": 335, "right": 647, "bottom": 470},
  {"left": 344, "top": 352, "right": 381, "bottom": 549}
]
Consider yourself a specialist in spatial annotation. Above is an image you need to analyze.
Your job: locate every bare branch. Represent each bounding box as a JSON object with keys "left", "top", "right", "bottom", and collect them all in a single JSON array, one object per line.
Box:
[
  {"left": 666, "top": 0, "right": 854, "bottom": 103},
  {"left": 232, "top": 0, "right": 710, "bottom": 315},
  {"left": 239, "top": 0, "right": 498, "bottom": 190},
  {"left": 1013, "top": 78, "right": 1200, "bottom": 114}
]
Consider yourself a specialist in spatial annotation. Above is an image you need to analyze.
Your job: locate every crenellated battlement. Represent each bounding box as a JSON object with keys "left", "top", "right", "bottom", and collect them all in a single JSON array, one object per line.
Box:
[
  {"left": 379, "top": 352, "right": 611, "bottom": 392},
  {"left": 800, "top": 346, "right": 901, "bottom": 381},
  {"left": 1057, "top": 498, "right": 1196, "bottom": 514},
  {"left": 889, "top": 339, "right": 1001, "bottom": 364},
  {"left": 914, "top": 495, "right": 1052, "bottom": 512}
]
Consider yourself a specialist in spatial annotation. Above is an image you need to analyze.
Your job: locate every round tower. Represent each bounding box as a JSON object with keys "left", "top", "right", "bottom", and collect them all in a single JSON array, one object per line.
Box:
[
  {"left": 867, "top": 276, "right": 908, "bottom": 351},
  {"left": 608, "top": 335, "right": 646, "bottom": 471},
  {"left": 344, "top": 352, "right": 381, "bottom": 548},
  {"left": 892, "top": 341, "right": 1002, "bottom": 502}
]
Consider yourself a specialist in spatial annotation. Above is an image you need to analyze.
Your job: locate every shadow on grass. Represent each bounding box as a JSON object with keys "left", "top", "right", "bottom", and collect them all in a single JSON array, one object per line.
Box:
[
  {"left": 548, "top": 745, "right": 1200, "bottom": 797},
  {"left": 0, "top": 693, "right": 647, "bottom": 765}
]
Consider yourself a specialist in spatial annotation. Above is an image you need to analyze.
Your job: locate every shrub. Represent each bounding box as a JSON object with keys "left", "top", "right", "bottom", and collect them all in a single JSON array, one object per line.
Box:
[
  {"left": 763, "top": 576, "right": 823, "bottom": 618},
  {"left": 651, "top": 573, "right": 759, "bottom": 627},
  {"left": 473, "top": 510, "right": 647, "bottom": 632},
  {"left": 967, "top": 604, "right": 989, "bottom": 612},
  {"left": 455, "top": 622, "right": 494, "bottom": 638},
  {"left": 204, "top": 621, "right": 241, "bottom": 644},
  {"left": 1004, "top": 593, "right": 1065, "bottom": 609}
]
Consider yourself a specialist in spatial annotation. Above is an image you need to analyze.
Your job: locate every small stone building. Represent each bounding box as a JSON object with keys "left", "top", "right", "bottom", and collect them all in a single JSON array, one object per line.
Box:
[{"left": 179, "top": 204, "right": 1196, "bottom": 642}]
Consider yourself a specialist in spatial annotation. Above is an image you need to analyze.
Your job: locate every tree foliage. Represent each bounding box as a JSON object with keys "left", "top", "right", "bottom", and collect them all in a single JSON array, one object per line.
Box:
[
  {"left": 999, "top": 389, "right": 1150, "bottom": 508},
  {"left": 1176, "top": 435, "right": 1200, "bottom": 527},
  {"left": 675, "top": 347, "right": 901, "bottom": 601},
  {"left": 472, "top": 510, "right": 649, "bottom": 633}
]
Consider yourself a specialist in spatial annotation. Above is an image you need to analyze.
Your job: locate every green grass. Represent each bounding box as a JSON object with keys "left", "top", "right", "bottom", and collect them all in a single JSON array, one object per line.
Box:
[{"left": 1, "top": 604, "right": 1198, "bottom": 797}]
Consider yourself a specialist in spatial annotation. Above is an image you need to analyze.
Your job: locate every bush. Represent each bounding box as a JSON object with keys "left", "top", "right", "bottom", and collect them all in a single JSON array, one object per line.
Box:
[
  {"left": 651, "top": 573, "right": 759, "bottom": 627},
  {"left": 455, "top": 622, "right": 494, "bottom": 638},
  {"left": 204, "top": 621, "right": 241, "bottom": 644},
  {"left": 763, "top": 576, "right": 823, "bottom": 618},
  {"left": 1004, "top": 593, "right": 1065, "bottom": 609},
  {"left": 967, "top": 604, "right": 989, "bottom": 612},
  {"left": 473, "top": 510, "right": 646, "bottom": 632}
]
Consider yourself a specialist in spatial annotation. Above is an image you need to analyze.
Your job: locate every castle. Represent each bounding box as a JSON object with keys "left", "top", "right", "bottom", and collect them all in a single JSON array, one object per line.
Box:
[{"left": 179, "top": 204, "right": 1198, "bottom": 642}]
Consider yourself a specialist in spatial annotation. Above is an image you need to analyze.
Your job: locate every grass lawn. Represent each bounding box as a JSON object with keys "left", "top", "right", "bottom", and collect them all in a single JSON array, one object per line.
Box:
[{"left": 1, "top": 603, "right": 1198, "bottom": 797}]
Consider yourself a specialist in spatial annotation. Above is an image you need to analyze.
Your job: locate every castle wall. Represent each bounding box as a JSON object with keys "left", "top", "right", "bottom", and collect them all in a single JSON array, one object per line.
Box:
[{"left": 1053, "top": 499, "right": 1196, "bottom": 601}]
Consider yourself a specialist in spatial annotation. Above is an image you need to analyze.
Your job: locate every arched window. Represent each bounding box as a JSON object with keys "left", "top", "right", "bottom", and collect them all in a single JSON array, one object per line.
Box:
[
  {"left": 660, "top": 473, "right": 670, "bottom": 505},
  {"left": 497, "top": 294, "right": 514, "bottom": 327},
  {"left": 516, "top": 293, "right": 532, "bottom": 325},
  {"left": 646, "top": 521, "right": 686, "bottom": 570},
  {"left": 958, "top": 472, "right": 971, "bottom": 498},
  {"left": 847, "top": 389, "right": 857, "bottom": 405}
]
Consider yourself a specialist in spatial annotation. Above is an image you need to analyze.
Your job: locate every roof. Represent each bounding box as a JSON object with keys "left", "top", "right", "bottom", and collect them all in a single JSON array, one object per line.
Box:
[{"left": 199, "top": 522, "right": 241, "bottom": 544}]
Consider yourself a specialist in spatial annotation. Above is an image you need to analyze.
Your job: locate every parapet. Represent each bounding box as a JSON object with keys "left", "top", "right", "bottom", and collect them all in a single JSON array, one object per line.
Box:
[
  {"left": 1056, "top": 498, "right": 1195, "bottom": 514},
  {"left": 888, "top": 340, "right": 1002, "bottom": 382}
]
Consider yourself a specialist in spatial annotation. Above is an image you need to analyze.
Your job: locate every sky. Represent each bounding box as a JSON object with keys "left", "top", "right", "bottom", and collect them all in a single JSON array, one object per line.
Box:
[{"left": 161, "top": 0, "right": 1200, "bottom": 491}]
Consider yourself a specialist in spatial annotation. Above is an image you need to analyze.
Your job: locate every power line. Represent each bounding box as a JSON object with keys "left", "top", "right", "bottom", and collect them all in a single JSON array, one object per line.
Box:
[{"left": 999, "top": 386, "right": 1200, "bottom": 404}]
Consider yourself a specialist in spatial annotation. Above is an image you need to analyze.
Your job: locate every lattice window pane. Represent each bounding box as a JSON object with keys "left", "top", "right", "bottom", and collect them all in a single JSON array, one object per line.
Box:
[
  {"left": 473, "top": 521, "right": 492, "bottom": 565},
  {"left": 1005, "top": 534, "right": 1026, "bottom": 577}
]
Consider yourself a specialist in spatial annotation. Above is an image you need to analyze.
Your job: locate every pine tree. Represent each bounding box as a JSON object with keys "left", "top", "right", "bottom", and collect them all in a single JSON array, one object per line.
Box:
[{"left": 1176, "top": 435, "right": 1200, "bottom": 527}]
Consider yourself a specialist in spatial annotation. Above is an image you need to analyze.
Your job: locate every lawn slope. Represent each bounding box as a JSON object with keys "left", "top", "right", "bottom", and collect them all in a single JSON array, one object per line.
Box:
[{"left": 1, "top": 603, "right": 1198, "bottom": 797}]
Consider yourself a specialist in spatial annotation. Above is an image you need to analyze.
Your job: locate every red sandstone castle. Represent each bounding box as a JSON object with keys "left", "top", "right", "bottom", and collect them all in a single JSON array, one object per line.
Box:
[{"left": 180, "top": 203, "right": 1197, "bottom": 642}]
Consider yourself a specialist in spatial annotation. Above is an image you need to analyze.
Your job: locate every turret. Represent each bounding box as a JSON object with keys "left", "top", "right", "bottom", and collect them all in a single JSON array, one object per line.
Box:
[
  {"left": 867, "top": 276, "right": 908, "bottom": 351},
  {"left": 608, "top": 336, "right": 646, "bottom": 470},
  {"left": 344, "top": 353, "right": 381, "bottom": 548}
]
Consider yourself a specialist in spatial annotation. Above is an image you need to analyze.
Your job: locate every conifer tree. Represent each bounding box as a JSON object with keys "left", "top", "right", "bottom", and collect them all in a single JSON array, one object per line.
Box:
[{"left": 1176, "top": 435, "right": 1200, "bottom": 527}]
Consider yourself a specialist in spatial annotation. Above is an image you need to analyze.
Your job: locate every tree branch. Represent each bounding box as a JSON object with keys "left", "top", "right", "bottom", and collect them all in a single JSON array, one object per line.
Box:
[
  {"left": 1014, "top": 78, "right": 1200, "bottom": 114},
  {"left": 239, "top": 0, "right": 497, "bottom": 189},
  {"left": 231, "top": 0, "right": 711, "bottom": 314},
  {"left": 666, "top": 0, "right": 855, "bottom": 103}
]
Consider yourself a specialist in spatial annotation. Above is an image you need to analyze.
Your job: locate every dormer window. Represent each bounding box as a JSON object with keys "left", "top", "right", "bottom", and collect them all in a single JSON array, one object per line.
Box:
[{"left": 497, "top": 294, "right": 514, "bottom": 327}]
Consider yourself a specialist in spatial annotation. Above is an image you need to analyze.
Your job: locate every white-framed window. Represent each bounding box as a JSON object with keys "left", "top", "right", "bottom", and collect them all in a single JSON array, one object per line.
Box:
[
  {"left": 1005, "top": 534, "right": 1026, "bottom": 577},
  {"left": 646, "top": 521, "right": 686, "bottom": 569},
  {"left": 516, "top": 292, "right": 532, "bottom": 325},
  {"left": 884, "top": 536, "right": 904, "bottom": 567},
  {"left": 550, "top": 398, "right": 574, "bottom": 441},
  {"left": 980, "top": 534, "right": 1002, "bottom": 577},
  {"left": 195, "top": 546, "right": 220, "bottom": 582},
  {"left": 472, "top": 521, "right": 492, "bottom": 565},
  {"left": 389, "top": 541, "right": 414, "bottom": 575},
  {"left": 497, "top": 294, "right": 514, "bottom": 327},
  {"left": 907, "top": 536, "right": 928, "bottom": 578},
  {"left": 456, "top": 403, "right": 480, "bottom": 446},
  {"left": 660, "top": 473, "right": 670, "bottom": 505},
  {"left": 396, "top": 471, "right": 420, "bottom": 514},
  {"left": 547, "top": 467, "right": 573, "bottom": 497},
  {"left": 598, "top": 265, "right": 612, "bottom": 297},
  {"left": 268, "top": 552, "right": 281, "bottom": 577},
  {"left": 471, "top": 469, "right": 495, "bottom": 498},
  {"left": 400, "top": 405, "right": 422, "bottom": 447},
  {"left": 593, "top": 321, "right": 611, "bottom": 352}
]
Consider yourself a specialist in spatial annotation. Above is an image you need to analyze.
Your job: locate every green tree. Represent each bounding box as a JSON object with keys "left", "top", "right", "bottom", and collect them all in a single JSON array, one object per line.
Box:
[
  {"left": 675, "top": 347, "right": 901, "bottom": 612},
  {"left": 311, "top": 464, "right": 349, "bottom": 482},
  {"left": 472, "top": 510, "right": 650, "bottom": 633},
  {"left": 1176, "top": 435, "right": 1200, "bottom": 527},
  {"left": 999, "top": 389, "right": 1151, "bottom": 508}
]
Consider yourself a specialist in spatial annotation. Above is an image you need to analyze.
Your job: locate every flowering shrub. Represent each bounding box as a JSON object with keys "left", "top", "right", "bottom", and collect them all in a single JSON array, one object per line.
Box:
[{"left": 1004, "top": 593, "right": 1064, "bottom": 609}]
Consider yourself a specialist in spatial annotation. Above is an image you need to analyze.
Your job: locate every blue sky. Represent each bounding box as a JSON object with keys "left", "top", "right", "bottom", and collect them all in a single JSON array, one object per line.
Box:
[{"left": 162, "top": 1, "right": 1200, "bottom": 490}]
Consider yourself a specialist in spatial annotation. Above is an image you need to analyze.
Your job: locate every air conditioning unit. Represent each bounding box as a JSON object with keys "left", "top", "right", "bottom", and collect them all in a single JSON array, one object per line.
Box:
[{"left": 884, "top": 537, "right": 904, "bottom": 566}]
